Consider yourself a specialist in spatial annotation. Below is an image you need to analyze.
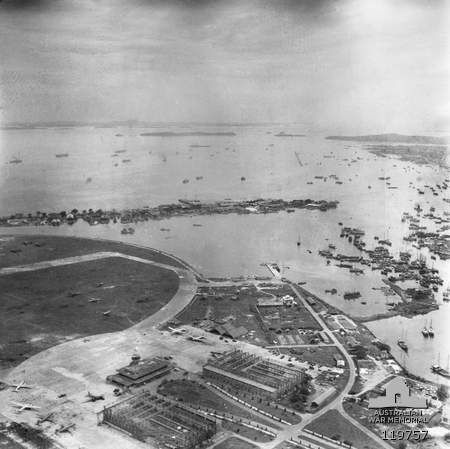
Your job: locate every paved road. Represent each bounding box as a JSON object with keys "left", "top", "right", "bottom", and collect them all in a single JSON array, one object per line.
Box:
[
  {"left": 246, "top": 282, "right": 390, "bottom": 449},
  {"left": 265, "top": 344, "right": 337, "bottom": 349},
  {"left": 0, "top": 242, "right": 390, "bottom": 449},
  {"left": 288, "top": 283, "right": 392, "bottom": 449}
]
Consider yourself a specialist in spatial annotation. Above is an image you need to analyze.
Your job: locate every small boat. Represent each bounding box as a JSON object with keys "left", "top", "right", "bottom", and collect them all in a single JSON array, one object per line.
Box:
[
  {"left": 9, "top": 157, "right": 22, "bottom": 164},
  {"left": 431, "top": 365, "right": 450, "bottom": 378},
  {"left": 431, "top": 355, "right": 450, "bottom": 378},
  {"left": 397, "top": 339, "right": 408, "bottom": 352},
  {"left": 55, "top": 153, "right": 69, "bottom": 158},
  {"left": 421, "top": 321, "right": 429, "bottom": 338},
  {"left": 428, "top": 320, "right": 435, "bottom": 338},
  {"left": 343, "top": 291, "right": 361, "bottom": 300},
  {"left": 297, "top": 234, "right": 301, "bottom": 247}
]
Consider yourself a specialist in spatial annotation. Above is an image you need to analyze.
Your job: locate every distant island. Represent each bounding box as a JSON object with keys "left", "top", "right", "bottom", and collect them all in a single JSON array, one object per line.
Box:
[
  {"left": 365, "top": 144, "right": 448, "bottom": 167},
  {"left": 140, "top": 131, "right": 236, "bottom": 137},
  {"left": 326, "top": 133, "right": 448, "bottom": 145}
]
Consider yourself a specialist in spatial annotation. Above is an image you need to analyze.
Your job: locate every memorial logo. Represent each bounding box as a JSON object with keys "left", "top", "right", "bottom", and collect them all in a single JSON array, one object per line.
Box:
[
  {"left": 368, "top": 377, "right": 427, "bottom": 409},
  {"left": 368, "top": 377, "right": 429, "bottom": 440}
]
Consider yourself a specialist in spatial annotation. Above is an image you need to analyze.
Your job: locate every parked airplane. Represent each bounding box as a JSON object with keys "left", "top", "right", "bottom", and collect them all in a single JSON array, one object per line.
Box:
[
  {"left": 8, "top": 380, "right": 34, "bottom": 392},
  {"left": 56, "top": 423, "right": 75, "bottom": 434},
  {"left": 168, "top": 327, "right": 186, "bottom": 335},
  {"left": 188, "top": 335, "right": 206, "bottom": 342},
  {"left": 36, "top": 412, "right": 55, "bottom": 426},
  {"left": 10, "top": 401, "right": 41, "bottom": 412},
  {"left": 85, "top": 392, "right": 105, "bottom": 402}
]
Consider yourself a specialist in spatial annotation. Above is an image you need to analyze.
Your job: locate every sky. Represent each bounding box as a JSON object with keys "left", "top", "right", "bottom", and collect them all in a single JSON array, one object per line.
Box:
[{"left": 0, "top": 0, "right": 449, "bottom": 133}]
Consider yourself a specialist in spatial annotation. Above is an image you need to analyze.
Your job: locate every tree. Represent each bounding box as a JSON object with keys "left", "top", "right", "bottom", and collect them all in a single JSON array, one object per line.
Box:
[{"left": 437, "top": 384, "right": 448, "bottom": 402}]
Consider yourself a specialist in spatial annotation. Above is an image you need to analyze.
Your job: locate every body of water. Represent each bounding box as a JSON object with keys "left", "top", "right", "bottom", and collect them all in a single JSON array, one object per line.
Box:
[{"left": 1, "top": 125, "right": 449, "bottom": 382}]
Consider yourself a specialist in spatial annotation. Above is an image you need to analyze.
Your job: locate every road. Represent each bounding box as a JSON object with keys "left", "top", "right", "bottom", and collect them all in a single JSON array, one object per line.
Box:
[
  {"left": 0, "top": 240, "right": 391, "bottom": 449},
  {"left": 285, "top": 283, "right": 392, "bottom": 449}
]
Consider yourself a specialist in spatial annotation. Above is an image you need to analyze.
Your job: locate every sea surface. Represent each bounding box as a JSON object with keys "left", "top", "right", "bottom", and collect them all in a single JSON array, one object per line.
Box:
[{"left": 0, "top": 125, "right": 449, "bottom": 383}]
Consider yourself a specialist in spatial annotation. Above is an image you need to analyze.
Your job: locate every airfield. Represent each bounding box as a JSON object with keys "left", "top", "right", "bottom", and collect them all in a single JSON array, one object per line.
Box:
[
  {"left": 0, "top": 235, "right": 182, "bottom": 372},
  {"left": 0, "top": 234, "right": 430, "bottom": 449}
]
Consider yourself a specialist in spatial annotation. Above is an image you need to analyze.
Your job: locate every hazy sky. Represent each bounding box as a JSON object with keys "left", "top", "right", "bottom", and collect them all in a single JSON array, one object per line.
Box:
[{"left": 0, "top": 0, "right": 449, "bottom": 133}]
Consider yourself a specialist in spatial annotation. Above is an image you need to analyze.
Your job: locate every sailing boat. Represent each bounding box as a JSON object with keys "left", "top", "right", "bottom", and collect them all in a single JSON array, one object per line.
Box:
[
  {"left": 431, "top": 354, "right": 450, "bottom": 378},
  {"left": 421, "top": 320, "right": 429, "bottom": 337},
  {"left": 428, "top": 320, "right": 435, "bottom": 338},
  {"left": 397, "top": 328, "right": 408, "bottom": 352}
]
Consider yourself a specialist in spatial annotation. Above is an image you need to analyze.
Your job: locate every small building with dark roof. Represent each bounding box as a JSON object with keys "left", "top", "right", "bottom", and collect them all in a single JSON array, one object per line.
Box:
[
  {"left": 210, "top": 322, "right": 248, "bottom": 339},
  {"left": 107, "top": 357, "right": 171, "bottom": 388}
]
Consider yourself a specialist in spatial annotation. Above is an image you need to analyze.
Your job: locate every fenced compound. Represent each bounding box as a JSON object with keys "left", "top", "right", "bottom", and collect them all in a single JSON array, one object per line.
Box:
[{"left": 102, "top": 391, "right": 216, "bottom": 449}]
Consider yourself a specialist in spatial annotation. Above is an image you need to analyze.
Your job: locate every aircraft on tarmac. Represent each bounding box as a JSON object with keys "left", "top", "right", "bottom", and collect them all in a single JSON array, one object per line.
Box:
[
  {"left": 188, "top": 335, "right": 206, "bottom": 342},
  {"left": 8, "top": 380, "right": 34, "bottom": 392},
  {"left": 85, "top": 392, "right": 105, "bottom": 402},
  {"left": 168, "top": 326, "right": 187, "bottom": 335},
  {"left": 56, "top": 423, "right": 76, "bottom": 434},
  {"left": 36, "top": 412, "right": 55, "bottom": 426},
  {"left": 10, "top": 401, "right": 41, "bottom": 412}
]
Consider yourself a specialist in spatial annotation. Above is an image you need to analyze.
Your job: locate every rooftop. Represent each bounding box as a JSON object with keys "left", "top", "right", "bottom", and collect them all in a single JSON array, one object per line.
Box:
[{"left": 117, "top": 358, "right": 168, "bottom": 380}]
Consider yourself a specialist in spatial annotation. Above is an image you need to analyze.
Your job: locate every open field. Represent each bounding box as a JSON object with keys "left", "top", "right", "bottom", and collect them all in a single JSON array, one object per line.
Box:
[
  {"left": 0, "top": 238, "right": 180, "bottom": 370},
  {"left": 214, "top": 436, "right": 258, "bottom": 449},
  {"left": 258, "top": 303, "right": 321, "bottom": 332},
  {"left": 0, "top": 235, "right": 185, "bottom": 269},
  {"left": 283, "top": 346, "right": 342, "bottom": 367},
  {"left": 221, "top": 421, "right": 274, "bottom": 443},
  {"left": 305, "top": 409, "right": 384, "bottom": 449}
]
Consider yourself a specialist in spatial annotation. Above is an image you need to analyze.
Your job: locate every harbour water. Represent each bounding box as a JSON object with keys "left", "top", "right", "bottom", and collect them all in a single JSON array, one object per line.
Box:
[{"left": 1, "top": 125, "right": 449, "bottom": 382}]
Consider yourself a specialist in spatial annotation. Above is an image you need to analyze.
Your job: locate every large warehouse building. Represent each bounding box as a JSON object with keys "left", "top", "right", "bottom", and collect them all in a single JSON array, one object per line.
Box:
[{"left": 203, "top": 349, "right": 303, "bottom": 399}]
